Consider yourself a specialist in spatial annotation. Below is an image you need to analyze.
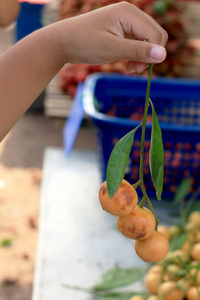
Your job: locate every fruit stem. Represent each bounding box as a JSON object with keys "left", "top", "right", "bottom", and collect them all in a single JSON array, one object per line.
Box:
[
  {"left": 139, "top": 197, "right": 145, "bottom": 208},
  {"left": 139, "top": 64, "right": 153, "bottom": 200},
  {"left": 146, "top": 196, "right": 160, "bottom": 228},
  {"left": 132, "top": 180, "right": 141, "bottom": 190},
  {"left": 138, "top": 64, "right": 159, "bottom": 227}
]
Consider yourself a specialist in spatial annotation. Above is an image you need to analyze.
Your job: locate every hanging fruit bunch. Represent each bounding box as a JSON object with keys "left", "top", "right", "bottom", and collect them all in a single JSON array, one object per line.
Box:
[{"left": 59, "top": 0, "right": 195, "bottom": 97}]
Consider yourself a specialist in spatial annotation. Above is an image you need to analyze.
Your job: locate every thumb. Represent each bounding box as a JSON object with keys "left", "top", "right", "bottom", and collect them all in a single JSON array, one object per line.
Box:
[{"left": 113, "top": 38, "right": 167, "bottom": 64}]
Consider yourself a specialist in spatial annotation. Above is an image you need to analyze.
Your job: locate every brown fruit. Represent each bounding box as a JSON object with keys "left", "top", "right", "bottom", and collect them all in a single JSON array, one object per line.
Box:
[
  {"left": 98, "top": 180, "right": 138, "bottom": 216},
  {"left": 135, "top": 231, "right": 169, "bottom": 263},
  {"left": 117, "top": 206, "right": 156, "bottom": 240}
]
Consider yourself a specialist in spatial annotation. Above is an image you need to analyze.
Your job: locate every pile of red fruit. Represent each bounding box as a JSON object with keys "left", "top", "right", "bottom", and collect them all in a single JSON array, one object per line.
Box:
[{"left": 59, "top": 0, "right": 195, "bottom": 97}]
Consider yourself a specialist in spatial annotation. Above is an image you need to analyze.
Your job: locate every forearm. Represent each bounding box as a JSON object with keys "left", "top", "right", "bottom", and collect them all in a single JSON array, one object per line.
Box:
[
  {"left": 0, "top": 2, "right": 167, "bottom": 142},
  {"left": 0, "top": 24, "right": 64, "bottom": 141}
]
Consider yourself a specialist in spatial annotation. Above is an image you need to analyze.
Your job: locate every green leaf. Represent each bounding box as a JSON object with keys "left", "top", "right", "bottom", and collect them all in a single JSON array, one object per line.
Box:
[
  {"left": 93, "top": 265, "right": 147, "bottom": 292},
  {"left": 173, "top": 177, "right": 192, "bottom": 204},
  {"left": 188, "top": 201, "right": 200, "bottom": 213},
  {"left": 149, "top": 99, "right": 164, "bottom": 200},
  {"left": 106, "top": 124, "right": 141, "bottom": 198},
  {"left": 169, "top": 233, "right": 187, "bottom": 252},
  {"left": 1, "top": 238, "right": 12, "bottom": 247}
]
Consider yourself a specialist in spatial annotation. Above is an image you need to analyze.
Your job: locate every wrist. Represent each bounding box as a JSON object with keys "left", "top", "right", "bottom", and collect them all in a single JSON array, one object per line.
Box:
[{"left": 43, "top": 21, "right": 69, "bottom": 71}]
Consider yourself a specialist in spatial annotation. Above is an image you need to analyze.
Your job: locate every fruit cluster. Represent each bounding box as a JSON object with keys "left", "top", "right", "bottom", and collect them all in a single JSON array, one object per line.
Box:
[
  {"left": 59, "top": 0, "right": 195, "bottom": 97},
  {"left": 129, "top": 211, "right": 200, "bottom": 300},
  {"left": 98, "top": 179, "right": 169, "bottom": 263}
]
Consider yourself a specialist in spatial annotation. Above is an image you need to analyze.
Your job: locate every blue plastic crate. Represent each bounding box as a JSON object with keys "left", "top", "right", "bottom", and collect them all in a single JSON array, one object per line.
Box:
[{"left": 83, "top": 73, "right": 200, "bottom": 200}]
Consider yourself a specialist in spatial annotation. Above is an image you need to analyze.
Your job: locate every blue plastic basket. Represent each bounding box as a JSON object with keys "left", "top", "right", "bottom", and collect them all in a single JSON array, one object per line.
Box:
[{"left": 83, "top": 73, "right": 200, "bottom": 200}]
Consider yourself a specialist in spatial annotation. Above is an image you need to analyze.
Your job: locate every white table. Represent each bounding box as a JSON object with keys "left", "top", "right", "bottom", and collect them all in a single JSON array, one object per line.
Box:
[
  {"left": 32, "top": 148, "right": 149, "bottom": 300},
  {"left": 32, "top": 148, "right": 173, "bottom": 300}
]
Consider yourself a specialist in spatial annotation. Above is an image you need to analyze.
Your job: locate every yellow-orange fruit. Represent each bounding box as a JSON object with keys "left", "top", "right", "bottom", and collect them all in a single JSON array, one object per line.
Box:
[
  {"left": 158, "top": 225, "right": 171, "bottom": 240},
  {"left": 135, "top": 231, "right": 169, "bottom": 263},
  {"left": 191, "top": 243, "right": 200, "bottom": 261},
  {"left": 158, "top": 281, "right": 183, "bottom": 300},
  {"left": 181, "top": 240, "right": 192, "bottom": 253},
  {"left": 195, "top": 231, "right": 200, "bottom": 243},
  {"left": 129, "top": 296, "right": 145, "bottom": 300},
  {"left": 169, "top": 224, "right": 181, "bottom": 238},
  {"left": 98, "top": 180, "right": 138, "bottom": 216},
  {"left": 186, "top": 286, "right": 200, "bottom": 300},
  {"left": 147, "top": 265, "right": 163, "bottom": 276},
  {"left": 145, "top": 272, "right": 161, "bottom": 294},
  {"left": 147, "top": 296, "right": 159, "bottom": 300},
  {"left": 188, "top": 211, "right": 200, "bottom": 225},
  {"left": 162, "top": 249, "right": 189, "bottom": 266},
  {"left": 190, "top": 268, "right": 200, "bottom": 285},
  {"left": 117, "top": 206, "right": 156, "bottom": 240}
]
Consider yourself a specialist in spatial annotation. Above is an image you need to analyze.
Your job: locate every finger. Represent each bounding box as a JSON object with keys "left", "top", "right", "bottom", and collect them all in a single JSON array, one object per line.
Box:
[
  {"left": 138, "top": 8, "right": 168, "bottom": 46},
  {"left": 109, "top": 37, "right": 167, "bottom": 64},
  {"left": 117, "top": 3, "right": 168, "bottom": 46},
  {"left": 126, "top": 61, "right": 149, "bottom": 73}
]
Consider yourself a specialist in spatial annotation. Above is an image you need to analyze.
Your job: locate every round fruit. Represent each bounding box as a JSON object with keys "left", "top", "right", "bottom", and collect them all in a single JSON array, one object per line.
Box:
[
  {"left": 191, "top": 243, "right": 200, "bottom": 261},
  {"left": 147, "top": 296, "right": 159, "bottom": 300},
  {"left": 169, "top": 224, "right": 181, "bottom": 238},
  {"left": 98, "top": 180, "right": 138, "bottom": 216},
  {"left": 129, "top": 296, "right": 145, "bottom": 300},
  {"left": 145, "top": 272, "right": 161, "bottom": 294},
  {"left": 135, "top": 231, "right": 169, "bottom": 263},
  {"left": 117, "top": 206, "right": 156, "bottom": 240},
  {"left": 158, "top": 225, "right": 171, "bottom": 240},
  {"left": 190, "top": 268, "right": 200, "bottom": 285},
  {"left": 181, "top": 240, "right": 192, "bottom": 253},
  {"left": 186, "top": 286, "right": 200, "bottom": 300},
  {"left": 188, "top": 211, "right": 200, "bottom": 225},
  {"left": 148, "top": 265, "right": 162, "bottom": 276},
  {"left": 158, "top": 281, "right": 183, "bottom": 300}
]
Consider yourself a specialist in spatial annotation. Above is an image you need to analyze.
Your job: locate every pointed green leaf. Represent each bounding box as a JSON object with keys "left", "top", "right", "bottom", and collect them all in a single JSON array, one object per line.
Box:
[
  {"left": 149, "top": 99, "right": 164, "bottom": 200},
  {"left": 93, "top": 265, "right": 147, "bottom": 292},
  {"left": 173, "top": 177, "right": 192, "bottom": 204},
  {"left": 106, "top": 124, "right": 141, "bottom": 198}
]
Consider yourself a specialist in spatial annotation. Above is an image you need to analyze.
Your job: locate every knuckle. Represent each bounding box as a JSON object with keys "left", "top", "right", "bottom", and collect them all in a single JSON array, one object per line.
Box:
[
  {"left": 131, "top": 42, "right": 148, "bottom": 62},
  {"left": 162, "top": 29, "right": 169, "bottom": 44},
  {"left": 154, "top": 30, "right": 163, "bottom": 44},
  {"left": 119, "top": 1, "right": 132, "bottom": 10}
]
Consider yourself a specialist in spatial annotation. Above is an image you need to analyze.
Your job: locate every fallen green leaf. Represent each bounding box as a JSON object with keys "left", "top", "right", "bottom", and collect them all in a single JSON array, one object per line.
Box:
[
  {"left": 1, "top": 238, "right": 12, "bottom": 247},
  {"left": 93, "top": 265, "right": 147, "bottom": 292}
]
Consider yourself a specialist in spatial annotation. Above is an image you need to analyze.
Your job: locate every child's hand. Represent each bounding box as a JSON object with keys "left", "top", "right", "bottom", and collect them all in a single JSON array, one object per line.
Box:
[{"left": 53, "top": 2, "right": 168, "bottom": 73}]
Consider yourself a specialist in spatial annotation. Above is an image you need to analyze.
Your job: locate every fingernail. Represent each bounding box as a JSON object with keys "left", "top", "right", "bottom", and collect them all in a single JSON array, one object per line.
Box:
[{"left": 151, "top": 46, "right": 166, "bottom": 61}]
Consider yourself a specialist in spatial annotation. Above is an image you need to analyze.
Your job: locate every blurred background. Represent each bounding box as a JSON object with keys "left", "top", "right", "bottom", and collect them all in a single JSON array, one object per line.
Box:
[{"left": 0, "top": 0, "right": 200, "bottom": 299}]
